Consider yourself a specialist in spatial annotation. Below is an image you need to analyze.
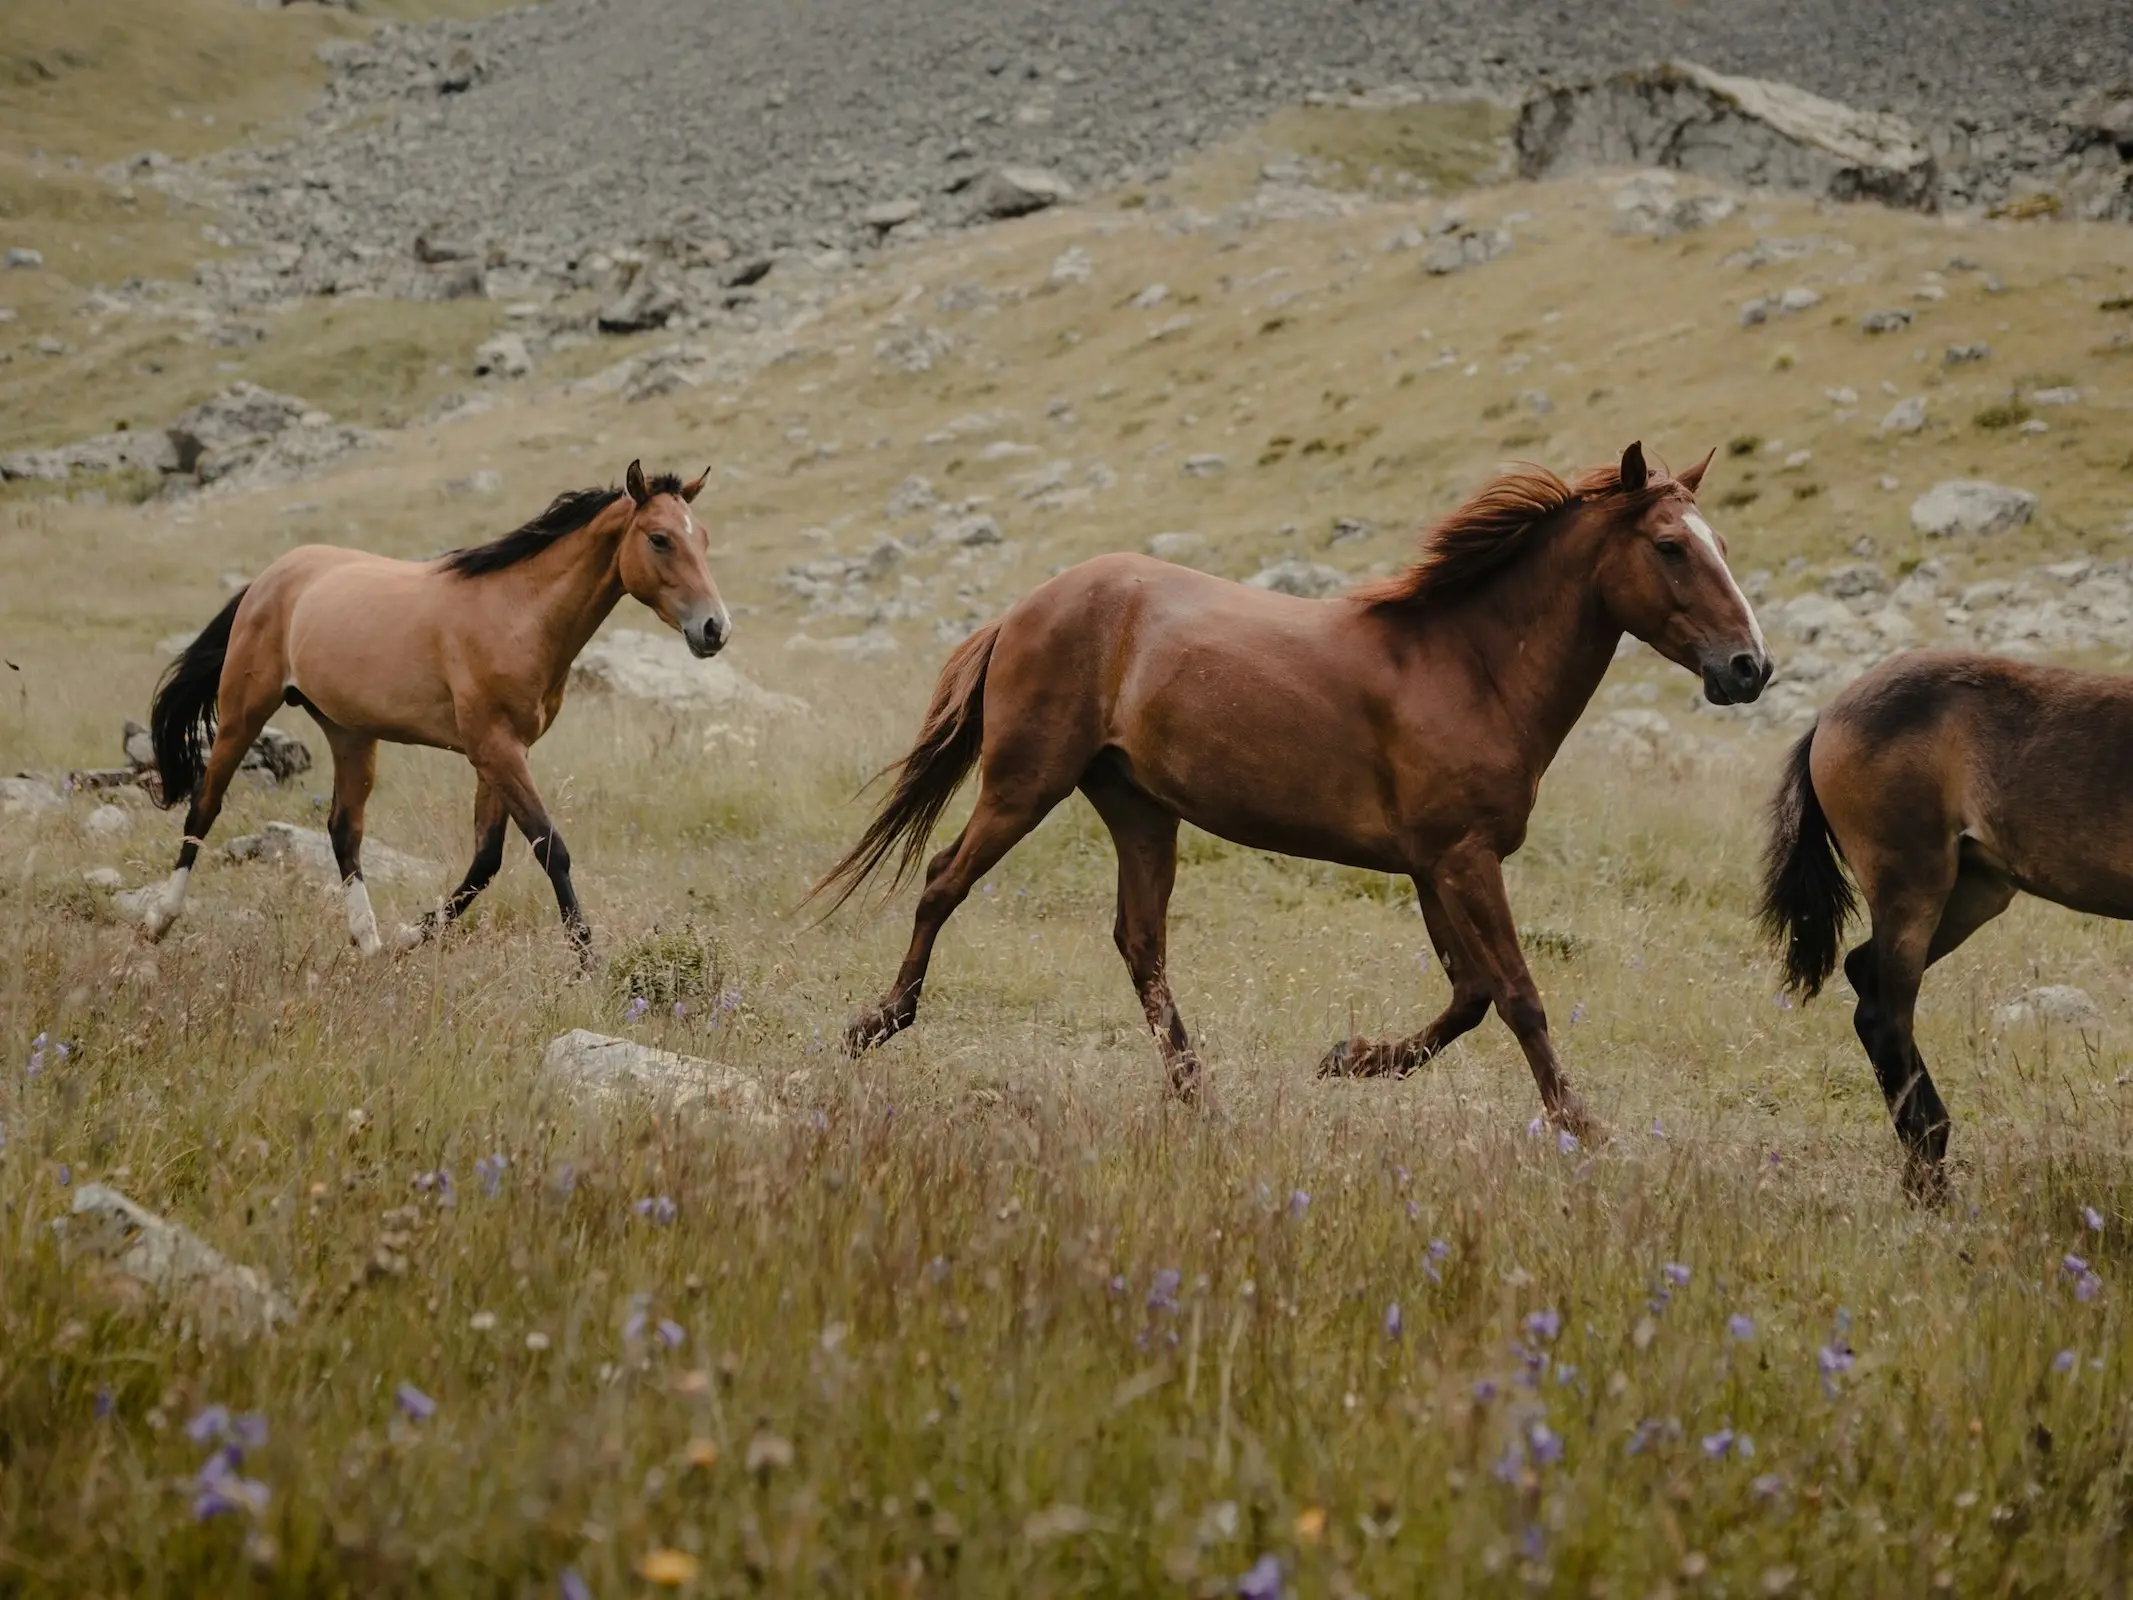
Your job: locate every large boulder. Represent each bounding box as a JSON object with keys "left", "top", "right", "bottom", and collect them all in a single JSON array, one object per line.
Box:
[
  {"left": 571, "top": 628, "right": 808, "bottom": 718},
  {"left": 963, "top": 167, "right": 1074, "bottom": 221},
  {"left": 1515, "top": 61, "right": 1936, "bottom": 209},
  {"left": 0, "top": 429, "right": 180, "bottom": 483},
  {"left": 1910, "top": 480, "right": 2037, "bottom": 538},
  {"left": 56, "top": 1183, "right": 295, "bottom": 1339},
  {"left": 166, "top": 383, "right": 311, "bottom": 480}
]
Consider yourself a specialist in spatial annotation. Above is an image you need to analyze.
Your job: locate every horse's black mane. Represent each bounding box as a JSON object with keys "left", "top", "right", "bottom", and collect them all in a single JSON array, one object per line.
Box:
[{"left": 441, "top": 473, "right": 684, "bottom": 577}]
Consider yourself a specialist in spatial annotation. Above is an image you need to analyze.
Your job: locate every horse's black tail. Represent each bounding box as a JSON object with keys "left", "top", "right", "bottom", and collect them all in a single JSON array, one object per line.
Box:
[
  {"left": 806, "top": 620, "right": 1000, "bottom": 916},
  {"left": 1758, "top": 724, "right": 1856, "bottom": 998},
  {"left": 148, "top": 589, "right": 245, "bottom": 809}
]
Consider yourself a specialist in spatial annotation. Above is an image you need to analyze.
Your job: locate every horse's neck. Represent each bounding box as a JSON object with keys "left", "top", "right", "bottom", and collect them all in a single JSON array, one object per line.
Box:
[
  {"left": 1452, "top": 511, "right": 1621, "bottom": 770},
  {"left": 507, "top": 514, "right": 629, "bottom": 681}
]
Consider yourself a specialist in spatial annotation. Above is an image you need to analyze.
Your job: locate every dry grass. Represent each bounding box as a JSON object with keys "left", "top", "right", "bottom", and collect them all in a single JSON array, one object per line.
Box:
[{"left": 7, "top": 60, "right": 2133, "bottom": 1597}]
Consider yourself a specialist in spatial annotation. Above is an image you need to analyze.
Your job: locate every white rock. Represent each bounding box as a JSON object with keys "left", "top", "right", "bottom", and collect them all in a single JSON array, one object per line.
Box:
[
  {"left": 1245, "top": 559, "right": 1349, "bottom": 599},
  {"left": 572, "top": 629, "right": 808, "bottom": 717},
  {"left": 1879, "top": 396, "right": 1927, "bottom": 434},
  {"left": 886, "top": 475, "right": 938, "bottom": 517},
  {"left": 862, "top": 197, "right": 923, "bottom": 230},
  {"left": 966, "top": 166, "right": 1074, "bottom": 220},
  {"left": 224, "top": 821, "right": 439, "bottom": 885},
  {"left": 1992, "top": 985, "right": 2103, "bottom": 1031},
  {"left": 1778, "top": 286, "right": 1822, "bottom": 312},
  {"left": 83, "top": 867, "right": 124, "bottom": 890},
  {"left": 1182, "top": 453, "right": 1228, "bottom": 477},
  {"left": 1910, "top": 480, "right": 2037, "bottom": 538},
  {"left": 0, "top": 776, "right": 63, "bottom": 814},
  {"left": 85, "top": 804, "right": 131, "bottom": 838},
  {"left": 1129, "top": 283, "right": 1170, "bottom": 310},
  {"left": 472, "top": 331, "right": 532, "bottom": 379},
  {"left": 1146, "top": 531, "right": 1209, "bottom": 564},
  {"left": 1774, "top": 592, "right": 1857, "bottom": 642},
  {"left": 932, "top": 512, "right": 1002, "bottom": 546},
  {"left": 542, "top": 1028, "right": 778, "bottom": 1118},
  {"left": 56, "top": 1183, "right": 294, "bottom": 1338},
  {"left": 1045, "top": 246, "right": 1092, "bottom": 288},
  {"left": 2029, "top": 386, "right": 2081, "bottom": 406}
]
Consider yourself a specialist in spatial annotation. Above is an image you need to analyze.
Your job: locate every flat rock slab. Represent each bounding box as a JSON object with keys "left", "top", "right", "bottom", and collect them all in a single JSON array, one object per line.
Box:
[
  {"left": 225, "top": 821, "right": 439, "bottom": 885},
  {"left": 1516, "top": 60, "right": 1935, "bottom": 208},
  {"left": 56, "top": 1184, "right": 294, "bottom": 1339},
  {"left": 1910, "top": 480, "right": 2037, "bottom": 538},
  {"left": 572, "top": 629, "right": 809, "bottom": 718},
  {"left": 1993, "top": 985, "right": 2103, "bottom": 1030},
  {"left": 542, "top": 1029, "right": 779, "bottom": 1120}
]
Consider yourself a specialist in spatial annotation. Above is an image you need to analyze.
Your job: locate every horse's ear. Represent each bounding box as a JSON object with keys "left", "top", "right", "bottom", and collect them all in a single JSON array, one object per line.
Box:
[
  {"left": 1677, "top": 446, "right": 1716, "bottom": 495},
  {"left": 1619, "top": 440, "right": 1648, "bottom": 493},
  {"left": 625, "top": 459, "right": 650, "bottom": 506},
  {"left": 680, "top": 465, "right": 710, "bottom": 503}
]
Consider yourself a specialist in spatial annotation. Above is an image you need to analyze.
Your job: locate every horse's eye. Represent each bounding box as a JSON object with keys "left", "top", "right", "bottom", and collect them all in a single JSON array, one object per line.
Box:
[
  {"left": 1655, "top": 540, "right": 1688, "bottom": 564},
  {"left": 647, "top": 532, "right": 672, "bottom": 553}
]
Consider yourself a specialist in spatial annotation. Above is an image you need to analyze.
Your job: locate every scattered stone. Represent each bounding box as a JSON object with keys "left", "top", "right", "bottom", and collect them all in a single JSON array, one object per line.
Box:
[
  {"left": 544, "top": 1029, "right": 776, "bottom": 1117},
  {"left": 1182, "top": 453, "right": 1227, "bottom": 477},
  {"left": 1879, "top": 396, "right": 1927, "bottom": 434},
  {"left": 784, "top": 629, "right": 900, "bottom": 659},
  {"left": 1820, "top": 562, "right": 1888, "bottom": 600},
  {"left": 886, "top": 475, "right": 939, "bottom": 517},
  {"left": 56, "top": 1183, "right": 295, "bottom": 1338},
  {"left": 1515, "top": 61, "right": 1936, "bottom": 209},
  {"left": 862, "top": 197, "right": 924, "bottom": 232},
  {"left": 1910, "top": 479, "right": 2037, "bottom": 538},
  {"left": 1992, "top": 985, "right": 2102, "bottom": 1031},
  {"left": 570, "top": 629, "right": 808, "bottom": 717},
  {"left": 1944, "top": 342, "right": 1990, "bottom": 365},
  {"left": 1245, "top": 559, "right": 1348, "bottom": 598},
  {"left": 472, "top": 331, "right": 532, "bottom": 378},
  {"left": 223, "top": 820, "right": 439, "bottom": 885},
  {"left": 1045, "top": 246, "right": 1092, "bottom": 288},
  {"left": 1860, "top": 307, "right": 1913, "bottom": 334},
  {"left": 0, "top": 776, "right": 63, "bottom": 814},
  {"left": 444, "top": 469, "right": 505, "bottom": 496},
  {"left": 4, "top": 248, "right": 42, "bottom": 270},
  {"left": 875, "top": 324, "right": 956, "bottom": 375},
  {"left": 0, "top": 429, "right": 181, "bottom": 483},
  {"left": 1129, "top": 283, "right": 1170, "bottom": 310},
  {"left": 85, "top": 804, "right": 132, "bottom": 838},
  {"left": 932, "top": 512, "right": 1002, "bottom": 546},
  {"left": 1424, "top": 226, "right": 1511, "bottom": 276},
  {"left": 964, "top": 166, "right": 1073, "bottom": 220},
  {"left": 1778, "top": 286, "right": 1822, "bottom": 312},
  {"left": 83, "top": 867, "right": 124, "bottom": 890},
  {"left": 2029, "top": 386, "right": 2081, "bottom": 405},
  {"left": 596, "top": 275, "right": 685, "bottom": 334},
  {"left": 1610, "top": 170, "right": 1739, "bottom": 236},
  {"left": 1146, "top": 531, "right": 1209, "bottom": 564},
  {"left": 167, "top": 383, "right": 309, "bottom": 482}
]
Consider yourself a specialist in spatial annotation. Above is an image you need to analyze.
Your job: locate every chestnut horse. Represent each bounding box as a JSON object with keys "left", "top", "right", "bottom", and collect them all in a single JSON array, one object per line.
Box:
[
  {"left": 1762, "top": 651, "right": 2133, "bottom": 1200},
  {"left": 143, "top": 461, "right": 728, "bottom": 959},
  {"left": 813, "top": 443, "right": 1770, "bottom": 1130}
]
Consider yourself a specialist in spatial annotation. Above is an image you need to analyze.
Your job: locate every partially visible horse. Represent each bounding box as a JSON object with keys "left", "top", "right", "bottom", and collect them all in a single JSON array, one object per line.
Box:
[
  {"left": 813, "top": 443, "right": 1770, "bottom": 1131},
  {"left": 1762, "top": 651, "right": 2133, "bottom": 1200},
  {"left": 144, "top": 461, "right": 728, "bottom": 959}
]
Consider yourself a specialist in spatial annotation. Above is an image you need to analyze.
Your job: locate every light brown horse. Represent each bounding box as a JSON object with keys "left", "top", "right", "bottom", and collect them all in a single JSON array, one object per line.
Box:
[
  {"left": 813, "top": 443, "right": 1770, "bottom": 1129},
  {"left": 1762, "top": 650, "right": 2133, "bottom": 1199},
  {"left": 144, "top": 461, "right": 727, "bottom": 958}
]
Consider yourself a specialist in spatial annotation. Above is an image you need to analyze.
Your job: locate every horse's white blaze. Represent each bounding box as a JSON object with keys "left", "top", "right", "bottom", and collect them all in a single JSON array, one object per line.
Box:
[
  {"left": 1684, "top": 510, "right": 1767, "bottom": 655},
  {"left": 346, "top": 878, "right": 383, "bottom": 956}
]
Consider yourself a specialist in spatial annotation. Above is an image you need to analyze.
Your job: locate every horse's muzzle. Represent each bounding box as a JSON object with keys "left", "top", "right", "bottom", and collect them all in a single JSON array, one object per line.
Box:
[
  {"left": 1702, "top": 650, "right": 1772, "bottom": 706},
  {"left": 684, "top": 614, "right": 728, "bottom": 659}
]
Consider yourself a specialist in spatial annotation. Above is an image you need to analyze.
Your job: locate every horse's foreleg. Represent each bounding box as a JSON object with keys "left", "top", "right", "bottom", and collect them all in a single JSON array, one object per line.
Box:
[
  {"left": 316, "top": 722, "right": 382, "bottom": 956},
  {"left": 474, "top": 740, "right": 590, "bottom": 961},
  {"left": 1320, "top": 878, "right": 1492, "bottom": 1079},
  {"left": 1084, "top": 777, "right": 1201, "bottom": 1102},
  {"left": 140, "top": 692, "right": 278, "bottom": 941},
  {"left": 398, "top": 777, "right": 507, "bottom": 949},
  {"left": 1430, "top": 844, "right": 1595, "bottom": 1140},
  {"left": 845, "top": 781, "right": 1059, "bottom": 1056}
]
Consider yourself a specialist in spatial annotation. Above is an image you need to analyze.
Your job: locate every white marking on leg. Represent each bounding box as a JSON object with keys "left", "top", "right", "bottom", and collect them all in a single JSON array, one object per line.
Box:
[
  {"left": 142, "top": 865, "right": 190, "bottom": 938},
  {"left": 346, "top": 877, "right": 383, "bottom": 957},
  {"left": 1684, "top": 510, "right": 1767, "bottom": 656}
]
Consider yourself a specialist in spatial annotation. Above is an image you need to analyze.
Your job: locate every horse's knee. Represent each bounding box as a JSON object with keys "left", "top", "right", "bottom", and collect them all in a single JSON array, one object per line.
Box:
[
  {"left": 1446, "top": 990, "right": 1492, "bottom": 1030},
  {"left": 1497, "top": 989, "right": 1547, "bottom": 1040}
]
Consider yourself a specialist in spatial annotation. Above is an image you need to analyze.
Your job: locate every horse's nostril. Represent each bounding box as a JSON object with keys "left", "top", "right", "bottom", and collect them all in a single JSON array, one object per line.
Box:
[{"left": 1729, "top": 652, "right": 1760, "bottom": 685}]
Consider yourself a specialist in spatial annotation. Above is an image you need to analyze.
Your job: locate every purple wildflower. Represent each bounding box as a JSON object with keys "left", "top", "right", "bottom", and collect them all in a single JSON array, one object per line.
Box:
[
  {"left": 1523, "top": 1308, "right": 1562, "bottom": 1344},
  {"left": 186, "top": 1404, "right": 232, "bottom": 1446},
  {"left": 1384, "top": 1301, "right": 1403, "bottom": 1341},
  {"left": 657, "top": 1319, "right": 686, "bottom": 1349},
  {"left": 671, "top": 1001, "right": 687, "bottom": 1020},
  {"left": 1108, "top": 1274, "right": 1126, "bottom": 1296},
  {"left": 1491, "top": 1441, "right": 1526, "bottom": 1482},
  {"left": 2054, "top": 1348, "right": 2077, "bottom": 1374},
  {"left": 560, "top": 1571, "right": 593, "bottom": 1600},
  {"left": 1528, "top": 1422, "right": 1564, "bottom": 1466},
  {"left": 1288, "top": 1189, "right": 1310, "bottom": 1218},
  {"left": 475, "top": 1152, "right": 508, "bottom": 1199},
  {"left": 1236, "top": 1554, "right": 1285, "bottom": 1600},
  {"left": 1555, "top": 1364, "right": 1579, "bottom": 1387},
  {"left": 718, "top": 987, "right": 742, "bottom": 1012},
  {"left": 2064, "top": 1253, "right": 2090, "bottom": 1277},
  {"left": 1662, "top": 1263, "right": 1691, "bottom": 1288},
  {"left": 623, "top": 1299, "right": 649, "bottom": 1342},
  {"left": 634, "top": 1195, "right": 677, "bottom": 1225},
  {"left": 1569, "top": 1002, "right": 1587, "bottom": 1025},
  {"left": 1626, "top": 1418, "right": 1664, "bottom": 1455},
  {"left": 1773, "top": 992, "right": 1794, "bottom": 1010},
  {"left": 56, "top": 1163, "right": 70, "bottom": 1186},
  {"left": 1428, "top": 1238, "right": 1449, "bottom": 1260},
  {"left": 1473, "top": 1378, "right": 1499, "bottom": 1404},
  {"left": 1520, "top": 1523, "right": 1547, "bottom": 1561},
  {"left": 1728, "top": 1313, "right": 1756, "bottom": 1342},
  {"left": 230, "top": 1413, "right": 268, "bottom": 1452},
  {"left": 192, "top": 1452, "right": 270, "bottom": 1521},
  {"left": 1557, "top": 1129, "right": 1579, "bottom": 1155},
  {"left": 1702, "top": 1428, "right": 1736, "bottom": 1459},
  {"left": 1817, "top": 1341, "right": 1854, "bottom": 1397},
  {"left": 1147, "top": 1269, "right": 1182, "bottom": 1315},
  {"left": 2085, "top": 1206, "right": 2106, "bottom": 1232},
  {"left": 94, "top": 1389, "right": 114, "bottom": 1420},
  {"left": 624, "top": 995, "right": 650, "bottom": 1022},
  {"left": 1752, "top": 1473, "right": 1786, "bottom": 1499},
  {"left": 1650, "top": 1120, "right": 1668, "bottom": 1139},
  {"left": 1527, "top": 1116, "right": 1545, "bottom": 1138},
  {"left": 2076, "top": 1271, "right": 2103, "bottom": 1302},
  {"left": 395, "top": 1383, "right": 437, "bottom": 1422}
]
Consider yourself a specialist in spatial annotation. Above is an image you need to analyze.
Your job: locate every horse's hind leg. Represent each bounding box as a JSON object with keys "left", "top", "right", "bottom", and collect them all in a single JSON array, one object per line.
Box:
[
  {"left": 313, "top": 718, "right": 383, "bottom": 956},
  {"left": 844, "top": 777, "right": 1066, "bottom": 1055},
  {"left": 140, "top": 683, "right": 280, "bottom": 941},
  {"left": 397, "top": 777, "right": 507, "bottom": 949},
  {"left": 1320, "top": 879, "right": 1492, "bottom": 1079},
  {"left": 1083, "top": 773, "right": 1202, "bottom": 1101}
]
